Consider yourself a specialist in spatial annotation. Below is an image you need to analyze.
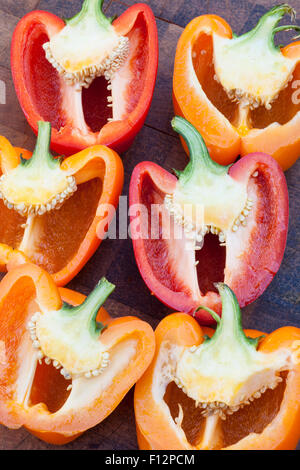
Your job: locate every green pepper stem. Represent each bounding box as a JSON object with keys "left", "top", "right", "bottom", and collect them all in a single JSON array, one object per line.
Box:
[
  {"left": 63, "top": 277, "right": 115, "bottom": 337},
  {"left": 66, "top": 0, "right": 113, "bottom": 30},
  {"left": 236, "top": 4, "right": 297, "bottom": 49},
  {"left": 171, "top": 117, "right": 229, "bottom": 185},
  {"left": 273, "top": 24, "right": 300, "bottom": 39},
  {"left": 216, "top": 283, "right": 244, "bottom": 336},
  {"left": 209, "top": 283, "right": 260, "bottom": 349},
  {"left": 26, "top": 121, "right": 58, "bottom": 170},
  {"left": 194, "top": 305, "right": 221, "bottom": 324}
]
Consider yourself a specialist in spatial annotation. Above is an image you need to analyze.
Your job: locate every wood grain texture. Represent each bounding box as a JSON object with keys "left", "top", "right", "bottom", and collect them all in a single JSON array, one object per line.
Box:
[
  {"left": 0, "top": 0, "right": 299, "bottom": 450},
  {"left": 37, "top": 0, "right": 111, "bottom": 17},
  {"left": 0, "top": 10, "right": 18, "bottom": 69},
  {"left": 0, "top": 0, "right": 40, "bottom": 17}
]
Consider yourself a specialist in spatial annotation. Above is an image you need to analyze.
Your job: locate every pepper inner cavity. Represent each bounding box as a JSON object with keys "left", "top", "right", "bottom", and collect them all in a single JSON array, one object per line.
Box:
[
  {"left": 163, "top": 380, "right": 206, "bottom": 446},
  {"left": 164, "top": 373, "right": 287, "bottom": 448},
  {"left": 29, "top": 359, "right": 72, "bottom": 413},
  {"left": 195, "top": 232, "right": 226, "bottom": 295}
]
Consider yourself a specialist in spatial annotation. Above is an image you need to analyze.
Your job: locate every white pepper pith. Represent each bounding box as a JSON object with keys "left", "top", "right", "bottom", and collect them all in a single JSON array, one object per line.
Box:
[{"left": 27, "top": 278, "right": 115, "bottom": 380}]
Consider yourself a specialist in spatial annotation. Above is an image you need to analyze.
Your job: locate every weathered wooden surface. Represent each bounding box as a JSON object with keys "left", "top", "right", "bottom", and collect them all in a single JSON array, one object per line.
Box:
[{"left": 0, "top": 0, "right": 299, "bottom": 450}]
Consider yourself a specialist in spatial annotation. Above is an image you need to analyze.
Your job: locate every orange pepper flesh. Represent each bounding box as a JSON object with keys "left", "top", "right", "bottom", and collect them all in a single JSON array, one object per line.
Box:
[
  {"left": 0, "top": 130, "right": 124, "bottom": 286},
  {"left": 0, "top": 263, "right": 155, "bottom": 445}
]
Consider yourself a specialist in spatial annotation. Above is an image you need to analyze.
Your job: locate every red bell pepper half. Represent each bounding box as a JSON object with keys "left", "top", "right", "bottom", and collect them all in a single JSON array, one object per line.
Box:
[
  {"left": 129, "top": 117, "right": 289, "bottom": 324},
  {"left": 11, "top": 0, "right": 158, "bottom": 155}
]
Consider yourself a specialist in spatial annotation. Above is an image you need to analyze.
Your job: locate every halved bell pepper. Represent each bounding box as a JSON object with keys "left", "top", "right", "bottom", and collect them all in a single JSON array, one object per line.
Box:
[
  {"left": 0, "top": 121, "right": 124, "bottom": 286},
  {"left": 173, "top": 4, "right": 300, "bottom": 170},
  {"left": 11, "top": 0, "right": 158, "bottom": 155},
  {"left": 135, "top": 283, "right": 300, "bottom": 450},
  {"left": 0, "top": 262, "right": 155, "bottom": 444},
  {"left": 129, "top": 117, "right": 288, "bottom": 323}
]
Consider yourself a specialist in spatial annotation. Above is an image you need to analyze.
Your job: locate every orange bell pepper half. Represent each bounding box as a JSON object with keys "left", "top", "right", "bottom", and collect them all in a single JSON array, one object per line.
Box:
[
  {"left": 135, "top": 284, "right": 300, "bottom": 450},
  {"left": 173, "top": 4, "right": 300, "bottom": 170},
  {"left": 0, "top": 121, "right": 124, "bottom": 286},
  {"left": 0, "top": 262, "right": 155, "bottom": 445}
]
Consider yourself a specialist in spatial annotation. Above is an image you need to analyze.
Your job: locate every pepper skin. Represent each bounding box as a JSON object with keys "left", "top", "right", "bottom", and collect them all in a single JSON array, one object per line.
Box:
[
  {"left": 0, "top": 121, "right": 124, "bottom": 286},
  {"left": 135, "top": 284, "right": 300, "bottom": 450},
  {"left": 129, "top": 117, "right": 288, "bottom": 323},
  {"left": 11, "top": 1, "right": 158, "bottom": 155},
  {"left": 173, "top": 4, "right": 300, "bottom": 170},
  {"left": 0, "top": 262, "right": 155, "bottom": 445}
]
